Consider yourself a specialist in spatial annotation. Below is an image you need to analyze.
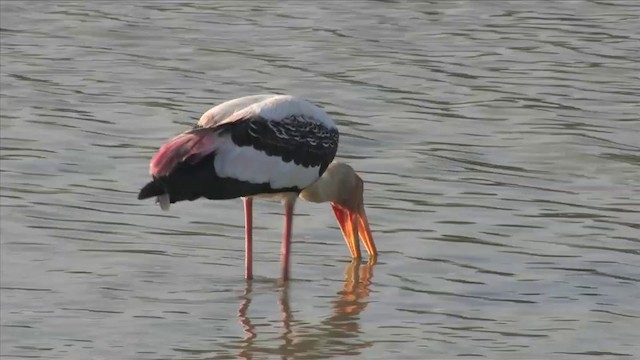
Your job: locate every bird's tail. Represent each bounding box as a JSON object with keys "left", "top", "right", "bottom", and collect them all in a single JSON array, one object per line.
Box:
[
  {"left": 150, "top": 128, "right": 218, "bottom": 178},
  {"left": 138, "top": 179, "right": 170, "bottom": 211}
]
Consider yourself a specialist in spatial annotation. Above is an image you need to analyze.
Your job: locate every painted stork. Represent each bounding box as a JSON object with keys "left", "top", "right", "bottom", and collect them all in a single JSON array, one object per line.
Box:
[{"left": 138, "top": 94, "right": 377, "bottom": 280}]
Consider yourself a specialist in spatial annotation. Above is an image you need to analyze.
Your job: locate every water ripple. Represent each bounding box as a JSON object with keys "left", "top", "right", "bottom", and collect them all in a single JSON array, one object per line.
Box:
[{"left": 1, "top": 1, "right": 639, "bottom": 359}]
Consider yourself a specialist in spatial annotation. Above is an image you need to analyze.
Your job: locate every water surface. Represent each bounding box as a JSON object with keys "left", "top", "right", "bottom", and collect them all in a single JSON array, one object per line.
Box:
[{"left": 1, "top": 1, "right": 639, "bottom": 359}]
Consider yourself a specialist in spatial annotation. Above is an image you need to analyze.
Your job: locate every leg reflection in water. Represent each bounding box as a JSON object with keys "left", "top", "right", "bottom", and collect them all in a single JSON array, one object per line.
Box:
[
  {"left": 237, "top": 282, "right": 257, "bottom": 360},
  {"left": 235, "top": 258, "right": 377, "bottom": 359}
]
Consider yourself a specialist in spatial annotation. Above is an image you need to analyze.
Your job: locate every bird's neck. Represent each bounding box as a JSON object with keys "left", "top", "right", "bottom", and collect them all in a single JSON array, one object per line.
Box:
[{"left": 299, "top": 175, "right": 336, "bottom": 204}]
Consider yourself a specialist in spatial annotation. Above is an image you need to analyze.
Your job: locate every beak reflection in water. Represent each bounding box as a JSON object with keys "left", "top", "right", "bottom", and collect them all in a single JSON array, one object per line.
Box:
[{"left": 236, "top": 259, "right": 376, "bottom": 358}]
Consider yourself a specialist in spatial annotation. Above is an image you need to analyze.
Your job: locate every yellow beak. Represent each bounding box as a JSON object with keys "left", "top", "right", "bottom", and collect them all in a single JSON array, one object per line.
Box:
[{"left": 331, "top": 203, "right": 377, "bottom": 259}]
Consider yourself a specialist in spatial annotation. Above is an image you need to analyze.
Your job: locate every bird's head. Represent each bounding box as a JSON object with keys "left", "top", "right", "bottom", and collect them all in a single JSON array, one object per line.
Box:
[{"left": 300, "top": 162, "right": 377, "bottom": 258}]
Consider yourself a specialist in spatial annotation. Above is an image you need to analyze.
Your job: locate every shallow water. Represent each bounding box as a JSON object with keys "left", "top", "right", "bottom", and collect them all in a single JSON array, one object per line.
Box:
[{"left": 1, "top": 1, "right": 639, "bottom": 359}]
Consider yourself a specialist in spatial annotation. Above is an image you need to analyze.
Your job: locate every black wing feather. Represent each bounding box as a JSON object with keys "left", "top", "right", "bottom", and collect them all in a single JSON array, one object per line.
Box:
[{"left": 220, "top": 114, "right": 339, "bottom": 174}]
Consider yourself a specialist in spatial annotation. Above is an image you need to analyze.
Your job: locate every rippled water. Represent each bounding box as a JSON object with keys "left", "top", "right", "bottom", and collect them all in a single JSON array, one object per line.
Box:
[{"left": 1, "top": 1, "right": 639, "bottom": 359}]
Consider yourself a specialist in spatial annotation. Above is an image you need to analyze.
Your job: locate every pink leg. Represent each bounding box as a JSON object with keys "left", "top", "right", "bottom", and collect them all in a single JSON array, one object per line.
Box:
[
  {"left": 281, "top": 198, "right": 295, "bottom": 281},
  {"left": 243, "top": 197, "right": 253, "bottom": 280}
]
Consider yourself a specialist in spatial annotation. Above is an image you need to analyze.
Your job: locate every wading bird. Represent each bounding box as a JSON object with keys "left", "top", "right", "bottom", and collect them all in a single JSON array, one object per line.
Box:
[{"left": 138, "top": 94, "right": 377, "bottom": 280}]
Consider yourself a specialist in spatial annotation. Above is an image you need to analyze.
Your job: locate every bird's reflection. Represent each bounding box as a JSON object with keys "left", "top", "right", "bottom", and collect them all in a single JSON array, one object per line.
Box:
[
  {"left": 236, "top": 258, "right": 376, "bottom": 359},
  {"left": 237, "top": 282, "right": 256, "bottom": 356}
]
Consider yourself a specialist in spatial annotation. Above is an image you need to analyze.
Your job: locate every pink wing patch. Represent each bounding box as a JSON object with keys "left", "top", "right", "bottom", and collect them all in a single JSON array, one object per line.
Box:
[{"left": 149, "top": 130, "right": 217, "bottom": 177}]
